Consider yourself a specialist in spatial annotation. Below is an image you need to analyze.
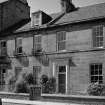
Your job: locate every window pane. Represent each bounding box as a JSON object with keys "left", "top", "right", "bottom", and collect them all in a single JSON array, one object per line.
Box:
[
  {"left": 94, "top": 76, "right": 98, "bottom": 81},
  {"left": 1, "top": 41, "right": 6, "bottom": 47},
  {"left": 34, "top": 36, "right": 42, "bottom": 52},
  {"left": 34, "top": 44, "right": 41, "bottom": 51},
  {"left": 95, "top": 70, "right": 98, "bottom": 75},
  {"left": 34, "top": 36, "right": 41, "bottom": 43},
  {"left": 91, "top": 69, "right": 94, "bottom": 75},
  {"left": 99, "top": 81, "right": 103, "bottom": 84},
  {"left": 58, "top": 42, "right": 65, "bottom": 51},
  {"left": 16, "top": 38, "right": 22, "bottom": 47},
  {"left": 95, "top": 65, "right": 98, "bottom": 70},
  {"left": 90, "top": 65, "right": 94, "bottom": 71},
  {"left": 17, "top": 47, "right": 22, "bottom": 53},
  {"left": 59, "top": 66, "right": 66, "bottom": 72},
  {"left": 57, "top": 31, "right": 66, "bottom": 41},
  {"left": 99, "top": 70, "right": 102, "bottom": 75},
  {"left": 99, "top": 64, "right": 102, "bottom": 70},
  {"left": 91, "top": 76, "right": 94, "bottom": 81},
  {"left": 99, "top": 76, "right": 103, "bottom": 80}
]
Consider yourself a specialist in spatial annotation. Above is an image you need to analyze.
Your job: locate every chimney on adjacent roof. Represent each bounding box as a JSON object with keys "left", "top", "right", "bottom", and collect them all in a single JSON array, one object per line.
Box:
[{"left": 61, "top": 0, "right": 75, "bottom": 13}]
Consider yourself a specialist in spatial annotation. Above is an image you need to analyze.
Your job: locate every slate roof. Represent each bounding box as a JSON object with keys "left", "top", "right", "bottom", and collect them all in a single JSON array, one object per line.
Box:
[
  {"left": 15, "top": 12, "right": 62, "bottom": 32},
  {"left": 0, "top": 0, "right": 27, "bottom": 4},
  {"left": 54, "top": 3, "right": 105, "bottom": 25},
  {"left": 15, "top": 2, "right": 105, "bottom": 32}
]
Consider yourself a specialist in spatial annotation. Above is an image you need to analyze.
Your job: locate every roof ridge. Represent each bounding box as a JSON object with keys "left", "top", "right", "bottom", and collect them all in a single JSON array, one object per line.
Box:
[{"left": 78, "top": 2, "right": 105, "bottom": 9}]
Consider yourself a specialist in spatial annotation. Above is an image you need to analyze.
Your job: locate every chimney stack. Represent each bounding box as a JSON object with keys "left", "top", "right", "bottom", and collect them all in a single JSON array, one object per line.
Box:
[{"left": 61, "top": 0, "right": 75, "bottom": 13}]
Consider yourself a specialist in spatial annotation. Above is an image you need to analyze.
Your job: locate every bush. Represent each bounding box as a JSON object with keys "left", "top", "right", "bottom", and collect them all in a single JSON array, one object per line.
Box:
[
  {"left": 15, "top": 73, "right": 34, "bottom": 93},
  {"left": 15, "top": 81, "right": 29, "bottom": 93},
  {"left": 40, "top": 74, "right": 48, "bottom": 85},
  {"left": 40, "top": 75, "right": 56, "bottom": 94},
  {"left": 24, "top": 73, "right": 34, "bottom": 85},
  {"left": 8, "top": 76, "right": 17, "bottom": 92},
  {"left": 87, "top": 82, "right": 105, "bottom": 96}
]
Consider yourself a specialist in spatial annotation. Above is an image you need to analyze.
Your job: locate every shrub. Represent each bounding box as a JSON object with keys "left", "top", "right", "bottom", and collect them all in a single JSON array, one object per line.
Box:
[
  {"left": 40, "top": 75, "right": 56, "bottom": 94},
  {"left": 15, "top": 73, "right": 34, "bottom": 93},
  {"left": 15, "top": 80, "right": 29, "bottom": 93},
  {"left": 40, "top": 74, "right": 48, "bottom": 84},
  {"left": 46, "top": 77, "right": 56, "bottom": 93},
  {"left": 87, "top": 82, "right": 105, "bottom": 96},
  {"left": 8, "top": 76, "right": 16, "bottom": 92},
  {"left": 24, "top": 73, "right": 34, "bottom": 85}
]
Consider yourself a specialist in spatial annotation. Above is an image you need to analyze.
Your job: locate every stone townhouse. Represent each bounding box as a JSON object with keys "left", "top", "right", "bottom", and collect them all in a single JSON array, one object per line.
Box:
[{"left": 0, "top": 0, "right": 105, "bottom": 95}]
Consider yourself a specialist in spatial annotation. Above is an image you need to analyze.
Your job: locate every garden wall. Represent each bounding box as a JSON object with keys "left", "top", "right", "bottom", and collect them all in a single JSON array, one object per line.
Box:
[{"left": 0, "top": 92, "right": 29, "bottom": 100}]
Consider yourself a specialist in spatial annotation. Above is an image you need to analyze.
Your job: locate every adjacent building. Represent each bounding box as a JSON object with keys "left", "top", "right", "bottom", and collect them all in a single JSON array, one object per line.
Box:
[{"left": 0, "top": 0, "right": 105, "bottom": 95}]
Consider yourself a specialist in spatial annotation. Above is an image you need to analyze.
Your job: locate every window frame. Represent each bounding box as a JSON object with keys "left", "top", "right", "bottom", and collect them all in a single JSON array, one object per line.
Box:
[
  {"left": 92, "top": 25, "right": 104, "bottom": 48},
  {"left": 56, "top": 31, "right": 66, "bottom": 51},
  {"left": 90, "top": 63, "right": 103, "bottom": 84},
  {"left": 33, "top": 35, "right": 42, "bottom": 52},
  {"left": 15, "top": 38, "right": 23, "bottom": 54},
  {"left": 0, "top": 40, "right": 7, "bottom": 56}
]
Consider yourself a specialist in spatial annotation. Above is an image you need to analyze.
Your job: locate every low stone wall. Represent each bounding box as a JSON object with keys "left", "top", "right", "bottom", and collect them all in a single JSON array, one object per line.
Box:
[
  {"left": 41, "top": 94, "right": 105, "bottom": 105},
  {"left": 0, "top": 92, "right": 29, "bottom": 100}
]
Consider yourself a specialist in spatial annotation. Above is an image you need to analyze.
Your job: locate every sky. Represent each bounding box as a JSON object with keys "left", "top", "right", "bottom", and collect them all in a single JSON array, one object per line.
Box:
[{"left": 27, "top": 0, "right": 105, "bottom": 14}]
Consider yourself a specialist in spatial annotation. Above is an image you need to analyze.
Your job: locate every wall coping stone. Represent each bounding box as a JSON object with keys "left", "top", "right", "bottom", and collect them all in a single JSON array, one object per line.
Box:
[
  {"left": 0, "top": 92, "right": 29, "bottom": 96},
  {"left": 2, "top": 98, "right": 81, "bottom": 105},
  {"left": 41, "top": 94, "right": 105, "bottom": 100}
]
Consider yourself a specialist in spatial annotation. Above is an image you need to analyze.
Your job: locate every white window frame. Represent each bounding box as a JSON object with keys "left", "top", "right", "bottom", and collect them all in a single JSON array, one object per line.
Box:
[
  {"left": 0, "top": 40, "right": 7, "bottom": 56},
  {"left": 57, "top": 65, "right": 68, "bottom": 94},
  {"left": 90, "top": 63, "right": 103, "bottom": 84},
  {"left": 92, "top": 25, "right": 104, "bottom": 48},
  {"left": 32, "top": 13, "right": 41, "bottom": 26},
  {"left": 56, "top": 31, "right": 66, "bottom": 51},
  {"left": 33, "top": 35, "right": 42, "bottom": 52},
  {"left": 16, "top": 38, "right": 23, "bottom": 54}
]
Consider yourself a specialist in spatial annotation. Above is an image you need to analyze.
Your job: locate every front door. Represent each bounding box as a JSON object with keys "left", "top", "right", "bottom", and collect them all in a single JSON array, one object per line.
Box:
[{"left": 58, "top": 66, "right": 66, "bottom": 94}]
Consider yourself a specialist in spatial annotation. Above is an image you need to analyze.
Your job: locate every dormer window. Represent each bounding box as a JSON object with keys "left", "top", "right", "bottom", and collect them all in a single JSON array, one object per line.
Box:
[
  {"left": 31, "top": 12, "right": 41, "bottom": 26},
  {"left": 31, "top": 11, "right": 52, "bottom": 27}
]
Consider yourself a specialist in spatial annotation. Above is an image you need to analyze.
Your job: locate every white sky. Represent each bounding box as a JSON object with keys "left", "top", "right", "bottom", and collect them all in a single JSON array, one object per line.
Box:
[{"left": 27, "top": 0, "right": 105, "bottom": 14}]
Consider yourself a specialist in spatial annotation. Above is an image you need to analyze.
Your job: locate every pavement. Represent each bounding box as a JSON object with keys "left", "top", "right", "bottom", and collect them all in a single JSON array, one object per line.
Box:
[{"left": 2, "top": 98, "right": 82, "bottom": 105}]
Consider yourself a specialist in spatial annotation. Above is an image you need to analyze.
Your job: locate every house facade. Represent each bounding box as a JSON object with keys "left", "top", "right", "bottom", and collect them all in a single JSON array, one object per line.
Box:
[{"left": 0, "top": 0, "right": 105, "bottom": 95}]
